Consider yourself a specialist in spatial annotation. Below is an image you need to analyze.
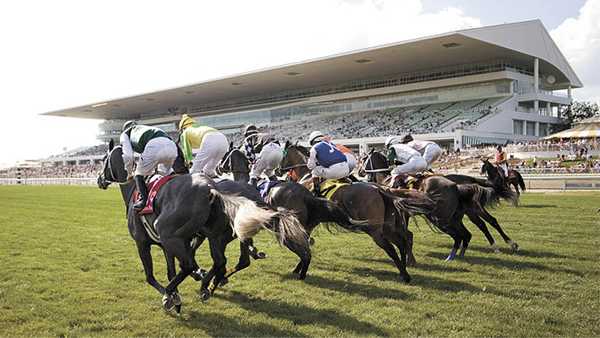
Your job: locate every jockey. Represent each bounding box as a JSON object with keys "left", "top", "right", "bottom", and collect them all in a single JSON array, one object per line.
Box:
[
  {"left": 120, "top": 121, "right": 178, "bottom": 211},
  {"left": 178, "top": 114, "right": 228, "bottom": 178},
  {"left": 401, "top": 134, "right": 443, "bottom": 170},
  {"left": 495, "top": 145, "right": 509, "bottom": 177},
  {"left": 385, "top": 136, "right": 427, "bottom": 182},
  {"left": 242, "top": 124, "right": 283, "bottom": 186},
  {"left": 307, "top": 131, "right": 350, "bottom": 195}
]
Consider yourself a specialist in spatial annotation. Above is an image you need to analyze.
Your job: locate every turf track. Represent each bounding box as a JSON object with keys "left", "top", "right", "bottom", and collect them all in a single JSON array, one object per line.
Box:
[{"left": 0, "top": 185, "right": 599, "bottom": 336}]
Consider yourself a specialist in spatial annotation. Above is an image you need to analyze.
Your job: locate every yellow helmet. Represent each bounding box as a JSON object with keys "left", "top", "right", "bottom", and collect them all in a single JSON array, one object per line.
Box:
[{"left": 178, "top": 114, "right": 196, "bottom": 131}]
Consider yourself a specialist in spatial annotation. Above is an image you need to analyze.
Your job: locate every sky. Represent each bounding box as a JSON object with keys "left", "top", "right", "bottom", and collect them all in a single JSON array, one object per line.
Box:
[{"left": 0, "top": 0, "right": 599, "bottom": 166}]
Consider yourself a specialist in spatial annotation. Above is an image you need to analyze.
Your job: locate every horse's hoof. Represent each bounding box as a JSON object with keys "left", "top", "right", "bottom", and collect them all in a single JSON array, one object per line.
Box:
[
  {"left": 309, "top": 237, "right": 315, "bottom": 246},
  {"left": 219, "top": 277, "right": 229, "bottom": 287},
  {"left": 172, "top": 292, "right": 182, "bottom": 306},
  {"left": 255, "top": 252, "right": 267, "bottom": 259},
  {"left": 162, "top": 294, "right": 176, "bottom": 311},
  {"left": 401, "top": 274, "right": 411, "bottom": 284},
  {"left": 510, "top": 241, "right": 520, "bottom": 252},
  {"left": 199, "top": 289, "right": 211, "bottom": 302},
  {"left": 445, "top": 254, "right": 456, "bottom": 262},
  {"left": 174, "top": 304, "right": 182, "bottom": 314}
]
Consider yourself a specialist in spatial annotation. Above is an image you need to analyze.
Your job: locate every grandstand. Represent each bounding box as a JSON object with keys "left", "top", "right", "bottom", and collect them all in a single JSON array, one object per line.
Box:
[{"left": 44, "top": 20, "right": 581, "bottom": 155}]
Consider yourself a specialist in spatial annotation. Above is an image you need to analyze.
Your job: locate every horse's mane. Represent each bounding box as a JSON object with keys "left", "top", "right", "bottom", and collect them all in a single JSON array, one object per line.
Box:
[{"left": 289, "top": 144, "right": 310, "bottom": 157}]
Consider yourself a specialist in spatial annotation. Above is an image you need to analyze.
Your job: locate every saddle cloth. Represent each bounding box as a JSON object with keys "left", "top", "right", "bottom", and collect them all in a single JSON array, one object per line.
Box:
[
  {"left": 134, "top": 174, "right": 177, "bottom": 215},
  {"left": 318, "top": 179, "right": 350, "bottom": 200},
  {"left": 257, "top": 179, "right": 281, "bottom": 201}
]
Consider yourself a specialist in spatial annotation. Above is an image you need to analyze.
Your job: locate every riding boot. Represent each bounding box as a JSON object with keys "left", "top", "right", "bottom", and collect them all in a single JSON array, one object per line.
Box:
[
  {"left": 249, "top": 177, "right": 258, "bottom": 187},
  {"left": 312, "top": 177, "right": 321, "bottom": 196},
  {"left": 133, "top": 175, "right": 148, "bottom": 211},
  {"left": 348, "top": 174, "right": 359, "bottom": 182}
]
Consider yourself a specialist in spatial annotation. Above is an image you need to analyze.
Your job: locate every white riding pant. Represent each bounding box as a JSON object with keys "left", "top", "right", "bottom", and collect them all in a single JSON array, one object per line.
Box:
[
  {"left": 312, "top": 162, "right": 350, "bottom": 180},
  {"left": 345, "top": 153, "right": 358, "bottom": 172},
  {"left": 422, "top": 143, "right": 443, "bottom": 169},
  {"left": 135, "top": 137, "right": 178, "bottom": 176},
  {"left": 391, "top": 156, "right": 427, "bottom": 176},
  {"left": 250, "top": 142, "right": 283, "bottom": 179},
  {"left": 190, "top": 132, "right": 229, "bottom": 177}
]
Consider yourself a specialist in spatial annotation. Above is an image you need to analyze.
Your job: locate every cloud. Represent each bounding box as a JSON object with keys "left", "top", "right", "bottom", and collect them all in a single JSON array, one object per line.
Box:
[
  {"left": 0, "top": 0, "right": 480, "bottom": 164},
  {"left": 551, "top": 0, "right": 600, "bottom": 102}
]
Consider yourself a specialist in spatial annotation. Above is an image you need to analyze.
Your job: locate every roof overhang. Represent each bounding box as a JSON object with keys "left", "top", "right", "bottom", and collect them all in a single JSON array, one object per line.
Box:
[{"left": 44, "top": 20, "right": 582, "bottom": 120}]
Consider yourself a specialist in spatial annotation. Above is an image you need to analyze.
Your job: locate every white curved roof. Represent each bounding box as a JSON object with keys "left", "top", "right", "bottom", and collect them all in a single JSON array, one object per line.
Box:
[{"left": 45, "top": 20, "right": 581, "bottom": 120}]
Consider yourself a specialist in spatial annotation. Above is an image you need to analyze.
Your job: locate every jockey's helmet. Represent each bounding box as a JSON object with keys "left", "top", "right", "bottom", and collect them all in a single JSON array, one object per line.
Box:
[
  {"left": 308, "top": 131, "right": 325, "bottom": 145},
  {"left": 122, "top": 120, "right": 137, "bottom": 131},
  {"left": 178, "top": 114, "right": 196, "bottom": 131},
  {"left": 401, "top": 134, "right": 414, "bottom": 143},
  {"left": 244, "top": 124, "right": 258, "bottom": 137},
  {"left": 384, "top": 136, "right": 402, "bottom": 148}
]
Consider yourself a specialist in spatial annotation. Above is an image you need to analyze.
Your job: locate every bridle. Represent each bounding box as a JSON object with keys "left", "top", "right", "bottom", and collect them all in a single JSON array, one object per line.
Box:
[
  {"left": 361, "top": 152, "right": 391, "bottom": 173},
  {"left": 219, "top": 148, "right": 250, "bottom": 174},
  {"left": 281, "top": 146, "right": 309, "bottom": 182},
  {"left": 98, "top": 146, "right": 129, "bottom": 185}
]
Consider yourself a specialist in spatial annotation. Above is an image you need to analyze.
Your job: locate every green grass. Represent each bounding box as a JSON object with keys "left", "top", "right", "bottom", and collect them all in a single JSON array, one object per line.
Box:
[{"left": 1, "top": 185, "right": 599, "bottom": 337}]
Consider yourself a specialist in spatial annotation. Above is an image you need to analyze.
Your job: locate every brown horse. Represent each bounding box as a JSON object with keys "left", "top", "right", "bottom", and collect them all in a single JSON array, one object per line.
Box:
[
  {"left": 282, "top": 143, "right": 437, "bottom": 281},
  {"left": 362, "top": 150, "right": 520, "bottom": 253}
]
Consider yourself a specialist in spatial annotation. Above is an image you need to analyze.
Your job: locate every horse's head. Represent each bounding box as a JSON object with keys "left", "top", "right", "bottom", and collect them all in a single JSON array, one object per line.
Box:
[
  {"left": 97, "top": 139, "right": 129, "bottom": 190},
  {"left": 281, "top": 141, "right": 309, "bottom": 169},
  {"left": 219, "top": 143, "right": 249, "bottom": 175},
  {"left": 360, "top": 149, "right": 390, "bottom": 182},
  {"left": 480, "top": 158, "right": 505, "bottom": 184},
  {"left": 172, "top": 140, "right": 190, "bottom": 175}
]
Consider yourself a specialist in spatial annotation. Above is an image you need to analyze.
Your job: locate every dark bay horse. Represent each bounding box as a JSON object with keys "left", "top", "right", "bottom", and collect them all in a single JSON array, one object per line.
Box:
[
  {"left": 97, "top": 140, "right": 308, "bottom": 311},
  {"left": 281, "top": 143, "right": 437, "bottom": 282},
  {"left": 218, "top": 145, "right": 373, "bottom": 279},
  {"left": 363, "top": 150, "right": 520, "bottom": 254}
]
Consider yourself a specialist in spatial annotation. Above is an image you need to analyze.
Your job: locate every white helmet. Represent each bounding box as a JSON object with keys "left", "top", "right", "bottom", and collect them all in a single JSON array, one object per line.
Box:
[
  {"left": 384, "top": 136, "right": 402, "bottom": 148},
  {"left": 308, "top": 131, "right": 325, "bottom": 145}
]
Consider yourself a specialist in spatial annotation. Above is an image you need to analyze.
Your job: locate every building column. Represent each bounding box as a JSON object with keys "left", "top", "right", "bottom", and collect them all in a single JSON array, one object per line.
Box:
[
  {"left": 546, "top": 101, "right": 551, "bottom": 116},
  {"left": 534, "top": 100, "right": 539, "bottom": 114},
  {"left": 522, "top": 121, "right": 527, "bottom": 136},
  {"left": 567, "top": 85, "right": 572, "bottom": 100},
  {"left": 535, "top": 121, "right": 540, "bottom": 137},
  {"left": 534, "top": 58, "right": 539, "bottom": 93}
]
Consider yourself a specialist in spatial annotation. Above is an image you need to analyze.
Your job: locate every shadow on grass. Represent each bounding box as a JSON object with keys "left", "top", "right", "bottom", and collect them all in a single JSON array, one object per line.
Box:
[
  {"left": 517, "top": 204, "right": 557, "bottom": 209},
  {"left": 425, "top": 252, "right": 583, "bottom": 276},
  {"left": 182, "top": 311, "right": 307, "bottom": 337},
  {"left": 351, "top": 257, "right": 471, "bottom": 273},
  {"left": 220, "top": 290, "right": 387, "bottom": 336},
  {"left": 463, "top": 245, "right": 569, "bottom": 259},
  {"left": 275, "top": 271, "right": 412, "bottom": 301}
]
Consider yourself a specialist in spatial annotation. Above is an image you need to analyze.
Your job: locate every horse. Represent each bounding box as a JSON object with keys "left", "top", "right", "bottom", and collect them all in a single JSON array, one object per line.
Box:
[
  {"left": 363, "top": 150, "right": 519, "bottom": 254},
  {"left": 359, "top": 148, "right": 391, "bottom": 185},
  {"left": 218, "top": 144, "right": 374, "bottom": 279},
  {"left": 480, "top": 158, "right": 526, "bottom": 197},
  {"left": 281, "top": 143, "right": 437, "bottom": 281},
  {"left": 97, "top": 140, "right": 308, "bottom": 311}
]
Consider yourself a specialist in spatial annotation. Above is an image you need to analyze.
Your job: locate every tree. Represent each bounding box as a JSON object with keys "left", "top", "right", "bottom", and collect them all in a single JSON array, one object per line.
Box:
[{"left": 552, "top": 101, "right": 600, "bottom": 133}]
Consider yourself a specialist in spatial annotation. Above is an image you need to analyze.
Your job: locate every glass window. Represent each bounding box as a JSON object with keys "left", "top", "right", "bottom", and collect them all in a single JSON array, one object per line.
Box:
[
  {"left": 526, "top": 121, "right": 536, "bottom": 136},
  {"left": 513, "top": 120, "right": 524, "bottom": 135}
]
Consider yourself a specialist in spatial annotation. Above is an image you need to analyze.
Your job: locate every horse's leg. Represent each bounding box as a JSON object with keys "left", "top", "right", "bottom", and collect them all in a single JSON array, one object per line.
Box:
[
  {"left": 437, "top": 220, "right": 462, "bottom": 261},
  {"left": 480, "top": 208, "right": 519, "bottom": 252},
  {"left": 163, "top": 250, "right": 182, "bottom": 313},
  {"left": 221, "top": 240, "right": 253, "bottom": 285},
  {"left": 406, "top": 229, "right": 417, "bottom": 266},
  {"left": 386, "top": 226, "right": 412, "bottom": 283},
  {"left": 246, "top": 238, "right": 267, "bottom": 260},
  {"left": 370, "top": 229, "right": 410, "bottom": 283},
  {"left": 161, "top": 237, "right": 200, "bottom": 311},
  {"left": 136, "top": 242, "right": 165, "bottom": 295},
  {"left": 189, "top": 235, "right": 208, "bottom": 281},
  {"left": 466, "top": 210, "right": 498, "bottom": 252},
  {"left": 207, "top": 238, "right": 228, "bottom": 295},
  {"left": 456, "top": 218, "right": 472, "bottom": 258},
  {"left": 285, "top": 239, "right": 312, "bottom": 280}
]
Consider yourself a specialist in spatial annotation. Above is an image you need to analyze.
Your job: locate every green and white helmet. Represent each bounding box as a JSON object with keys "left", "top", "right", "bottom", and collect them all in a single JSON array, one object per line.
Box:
[{"left": 122, "top": 120, "right": 137, "bottom": 131}]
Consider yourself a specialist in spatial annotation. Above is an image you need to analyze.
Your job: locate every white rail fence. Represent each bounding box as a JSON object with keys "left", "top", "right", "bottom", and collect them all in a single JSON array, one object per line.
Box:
[{"left": 0, "top": 177, "right": 97, "bottom": 185}]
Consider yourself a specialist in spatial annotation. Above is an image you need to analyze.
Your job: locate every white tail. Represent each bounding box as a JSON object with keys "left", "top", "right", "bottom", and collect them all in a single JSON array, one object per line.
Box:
[{"left": 210, "top": 189, "right": 307, "bottom": 246}]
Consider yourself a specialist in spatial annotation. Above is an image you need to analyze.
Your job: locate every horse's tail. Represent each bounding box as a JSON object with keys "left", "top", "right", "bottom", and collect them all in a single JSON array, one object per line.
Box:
[
  {"left": 378, "top": 187, "right": 437, "bottom": 218},
  {"left": 210, "top": 189, "right": 308, "bottom": 247},
  {"left": 515, "top": 171, "right": 526, "bottom": 192},
  {"left": 307, "top": 196, "right": 370, "bottom": 233},
  {"left": 457, "top": 184, "right": 500, "bottom": 208}
]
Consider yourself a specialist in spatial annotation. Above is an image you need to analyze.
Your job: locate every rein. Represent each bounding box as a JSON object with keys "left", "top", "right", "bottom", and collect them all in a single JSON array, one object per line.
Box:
[{"left": 361, "top": 152, "right": 391, "bottom": 173}]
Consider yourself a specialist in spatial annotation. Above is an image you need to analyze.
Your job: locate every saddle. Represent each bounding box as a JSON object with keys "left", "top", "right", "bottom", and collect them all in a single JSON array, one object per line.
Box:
[
  {"left": 400, "top": 171, "right": 437, "bottom": 190},
  {"left": 134, "top": 175, "right": 178, "bottom": 215},
  {"left": 317, "top": 178, "right": 350, "bottom": 200}
]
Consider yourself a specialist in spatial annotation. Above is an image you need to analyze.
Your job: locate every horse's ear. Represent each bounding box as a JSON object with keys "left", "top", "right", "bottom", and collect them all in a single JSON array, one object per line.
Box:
[
  {"left": 285, "top": 140, "right": 291, "bottom": 149},
  {"left": 294, "top": 140, "right": 299, "bottom": 147},
  {"left": 369, "top": 148, "right": 374, "bottom": 155},
  {"left": 108, "top": 139, "right": 114, "bottom": 151},
  {"left": 229, "top": 141, "right": 234, "bottom": 150}
]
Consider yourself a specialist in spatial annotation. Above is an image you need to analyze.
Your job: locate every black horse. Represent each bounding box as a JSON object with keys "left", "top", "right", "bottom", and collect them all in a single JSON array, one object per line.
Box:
[
  {"left": 281, "top": 143, "right": 437, "bottom": 281},
  {"left": 218, "top": 144, "right": 374, "bottom": 279},
  {"left": 97, "top": 140, "right": 308, "bottom": 311},
  {"left": 479, "top": 158, "right": 526, "bottom": 197},
  {"left": 361, "top": 150, "right": 520, "bottom": 254}
]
